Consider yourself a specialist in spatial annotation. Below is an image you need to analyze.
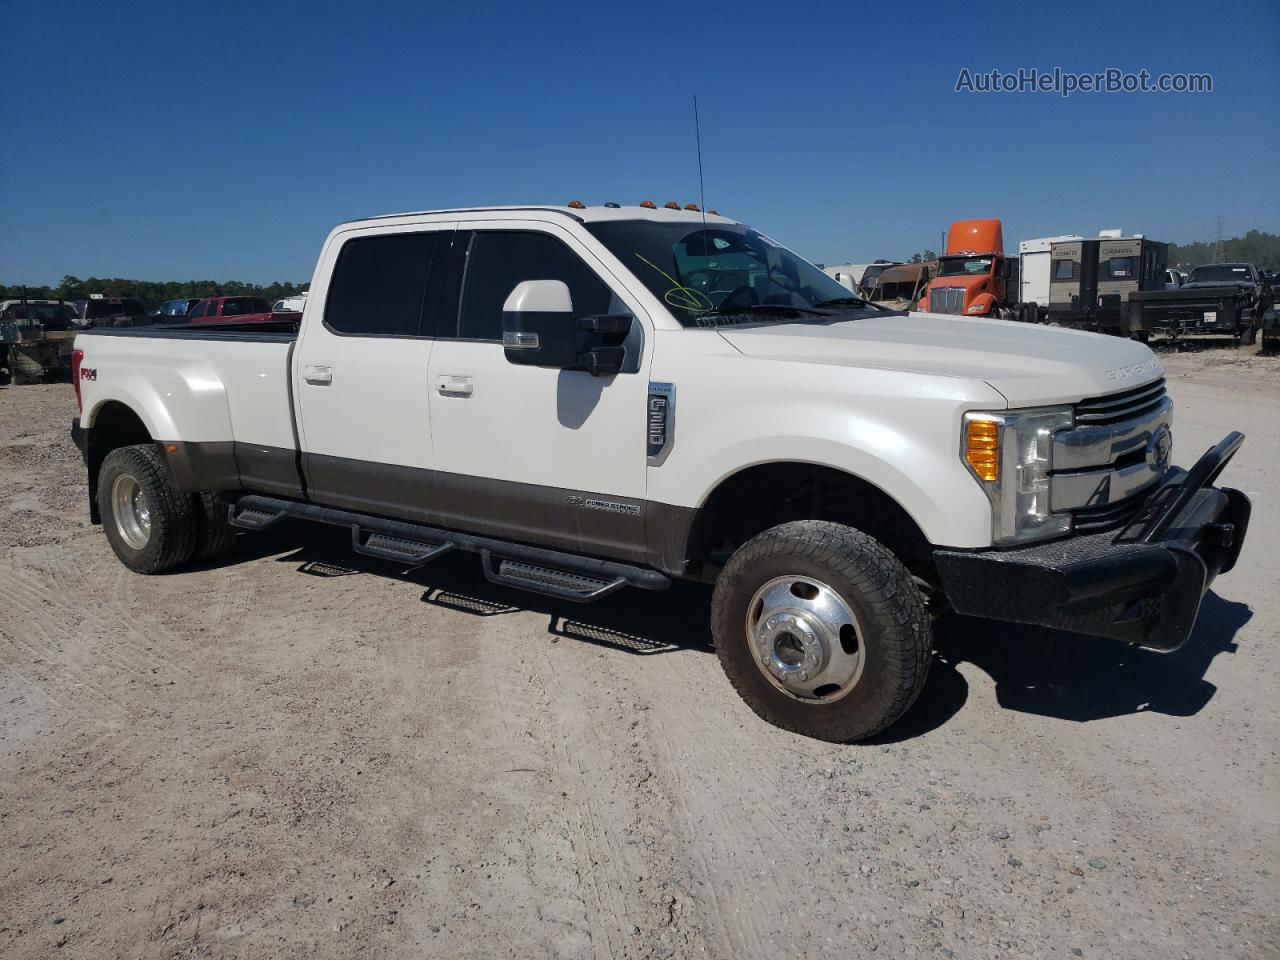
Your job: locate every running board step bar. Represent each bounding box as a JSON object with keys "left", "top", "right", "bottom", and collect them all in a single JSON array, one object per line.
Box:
[
  {"left": 352, "top": 528, "right": 455, "bottom": 565},
  {"left": 480, "top": 550, "right": 627, "bottom": 603},
  {"left": 226, "top": 494, "right": 670, "bottom": 601},
  {"left": 227, "top": 504, "right": 287, "bottom": 531}
]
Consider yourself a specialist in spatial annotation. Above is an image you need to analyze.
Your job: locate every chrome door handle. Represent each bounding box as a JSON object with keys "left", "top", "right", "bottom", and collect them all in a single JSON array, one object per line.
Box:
[
  {"left": 303, "top": 364, "right": 333, "bottom": 385},
  {"left": 437, "top": 375, "right": 474, "bottom": 396}
]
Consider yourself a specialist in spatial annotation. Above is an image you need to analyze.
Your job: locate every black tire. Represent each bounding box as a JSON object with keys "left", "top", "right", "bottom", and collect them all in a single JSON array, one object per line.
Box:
[
  {"left": 98, "top": 444, "right": 198, "bottom": 573},
  {"left": 711, "top": 520, "right": 931, "bottom": 742},
  {"left": 194, "top": 491, "right": 237, "bottom": 561}
]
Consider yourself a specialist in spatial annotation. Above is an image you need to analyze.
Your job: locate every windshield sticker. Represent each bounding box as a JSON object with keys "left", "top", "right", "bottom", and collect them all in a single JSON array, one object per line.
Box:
[{"left": 634, "top": 253, "right": 713, "bottom": 313}]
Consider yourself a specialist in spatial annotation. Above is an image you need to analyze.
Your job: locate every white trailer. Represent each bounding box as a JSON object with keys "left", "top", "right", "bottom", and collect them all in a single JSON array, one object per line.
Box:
[{"left": 1018, "top": 235, "right": 1082, "bottom": 320}]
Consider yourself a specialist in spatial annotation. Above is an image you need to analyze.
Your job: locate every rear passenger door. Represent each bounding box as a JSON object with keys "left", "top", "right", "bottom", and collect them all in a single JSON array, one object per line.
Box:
[
  {"left": 425, "top": 221, "right": 652, "bottom": 563},
  {"left": 292, "top": 222, "right": 456, "bottom": 521}
]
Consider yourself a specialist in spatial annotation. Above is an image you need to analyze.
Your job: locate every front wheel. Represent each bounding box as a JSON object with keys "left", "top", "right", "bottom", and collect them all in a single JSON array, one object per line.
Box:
[{"left": 711, "top": 521, "right": 932, "bottom": 742}]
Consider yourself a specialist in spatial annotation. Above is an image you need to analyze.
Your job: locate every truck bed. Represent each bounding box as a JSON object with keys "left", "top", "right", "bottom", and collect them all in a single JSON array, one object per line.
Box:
[{"left": 75, "top": 322, "right": 302, "bottom": 497}]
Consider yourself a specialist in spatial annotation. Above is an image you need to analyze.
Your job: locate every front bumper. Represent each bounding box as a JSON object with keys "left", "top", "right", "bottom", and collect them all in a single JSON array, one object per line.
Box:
[{"left": 934, "top": 432, "right": 1250, "bottom": 652}]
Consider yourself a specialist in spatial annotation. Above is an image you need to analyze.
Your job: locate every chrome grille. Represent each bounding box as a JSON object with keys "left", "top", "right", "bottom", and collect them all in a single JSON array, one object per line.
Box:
[
  {"left": 1048, "top": 376, "right": 1174, "bottom": 533},
  {"left": 930, "top": 286, "right": 965, "bottom": 315},
  {"left": 1073, "top": 378, "right": 1167, "bottom": 427}
]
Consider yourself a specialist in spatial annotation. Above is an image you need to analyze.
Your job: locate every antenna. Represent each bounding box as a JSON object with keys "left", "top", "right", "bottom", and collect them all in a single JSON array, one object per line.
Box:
[
  {"left": 693, "top": 94, "right": 710, "bottom": 273},
  {"left": 1213, "top": 214, "right": 1225, "bottom": 261}
]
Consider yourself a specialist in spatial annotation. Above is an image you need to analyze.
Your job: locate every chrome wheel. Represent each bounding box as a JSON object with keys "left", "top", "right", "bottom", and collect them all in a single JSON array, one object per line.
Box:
[
  {"left": 111, "top": 473, "right": 152, "bottom": 550},
  {"left": 745, "top": 575, "right": 864, "bottom": 701}
]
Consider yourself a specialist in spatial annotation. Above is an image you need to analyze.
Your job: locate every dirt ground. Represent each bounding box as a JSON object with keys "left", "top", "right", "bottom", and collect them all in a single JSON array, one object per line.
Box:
[{"left": 1, "top": 347, "right": 1277, "bottom": 960}]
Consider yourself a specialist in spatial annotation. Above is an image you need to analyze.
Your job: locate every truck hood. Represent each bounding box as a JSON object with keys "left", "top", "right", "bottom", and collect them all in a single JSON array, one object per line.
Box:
[{"left": 717, "top": 312, "right": 1162, "bottom": 407}]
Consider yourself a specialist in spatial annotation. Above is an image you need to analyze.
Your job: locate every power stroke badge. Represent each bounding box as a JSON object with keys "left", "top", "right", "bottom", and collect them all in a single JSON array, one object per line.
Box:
[{"left": 646, "top": 382, "right": 675, "bottom": 461}]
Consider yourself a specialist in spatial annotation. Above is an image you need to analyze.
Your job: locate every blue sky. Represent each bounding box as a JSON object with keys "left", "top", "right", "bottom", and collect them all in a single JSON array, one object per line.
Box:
[{"left": 3, "top": 0, "right": 1277, "bottom": 285}]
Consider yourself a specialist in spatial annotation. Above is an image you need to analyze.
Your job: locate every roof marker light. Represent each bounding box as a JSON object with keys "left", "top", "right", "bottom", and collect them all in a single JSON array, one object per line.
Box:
[
  {"left": 707, "top": 209, "right": 719, "bottom": 216},
  {"left": 640, "top": 201, "right": 657, "bottom": 209},
  {"left": 567, "top": 200, "right": 586, "bottom": 209},
  {"left": 684, "top": 203, "right": 700, "bottom": 211},
  {"left": 664, "top": 202, "right": 680, "bottom": 209},
  {"left": 604, "top": 202, "right": 620, "bottom": 208}
]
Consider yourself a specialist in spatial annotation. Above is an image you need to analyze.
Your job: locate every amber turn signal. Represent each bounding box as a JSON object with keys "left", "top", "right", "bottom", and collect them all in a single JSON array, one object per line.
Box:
[
  {"left": 567, "top": 200, "right": 585, "bottom": 209},
  {"left": 664, "top": 201, "right": 680, "bottom": 209},
  {"left": 640, "top": 200, "right": 657, "bottom": 209},
  {"left": 964, "top": 418, "right": 1000, "bottom": 483}
]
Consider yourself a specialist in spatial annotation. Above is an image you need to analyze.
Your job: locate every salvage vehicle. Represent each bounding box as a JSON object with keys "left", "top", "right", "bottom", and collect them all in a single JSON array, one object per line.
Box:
[
  {"left": 74, "top": 295, "right": 151, "bottom": 327},
  {"left": 184, "top": 296, "right": 295, "bottom": 325},
  {"left": 918, "top": 220, "right": 1017, "bottom": 320},
  {"left": 1129, "top": 262, "right": 1273, "bottom": 342},
  {"left": 866, "top": 262, "right": 933, "bottom": 310},
  {"left": 0, "top": 297, "right": 79, "bottom": 384},
  {"left": 69, "top": 204, "right": 1251, "bottom": 742},
  {"left": 155, "top": 298, "right": 201, "bottom": 319}
]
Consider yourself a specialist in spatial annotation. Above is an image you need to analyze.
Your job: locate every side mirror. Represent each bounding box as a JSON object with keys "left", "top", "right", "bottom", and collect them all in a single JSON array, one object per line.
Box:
[
  {"left": 834, "top": 272, "right": 856, "bottom": 292},
  {"left": 501, "top": 279, "right": 632, "bottom": 376}
]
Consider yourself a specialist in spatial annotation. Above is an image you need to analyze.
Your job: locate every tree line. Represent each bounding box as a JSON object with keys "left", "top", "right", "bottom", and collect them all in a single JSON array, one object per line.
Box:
[
  {"left": 0, "top": 275, "right": 308, "bottom": 307},
  {"left": 1167, "top": 230, "right": 1280, "bottom": 272}
]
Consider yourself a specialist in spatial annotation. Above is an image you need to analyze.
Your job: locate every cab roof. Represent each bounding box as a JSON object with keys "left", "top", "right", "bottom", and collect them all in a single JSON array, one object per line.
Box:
[{"left": 341, "top": 204, "right": 738, "bottom": 228}]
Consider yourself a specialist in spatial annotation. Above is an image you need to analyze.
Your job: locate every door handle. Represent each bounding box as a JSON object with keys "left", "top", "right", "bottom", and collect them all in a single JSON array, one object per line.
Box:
[
  {"left": 437, "top": 375, "right": 474, "bottom": 396},
  {"left": 303, "top": 364, "right": 333, "bottom": 385}
]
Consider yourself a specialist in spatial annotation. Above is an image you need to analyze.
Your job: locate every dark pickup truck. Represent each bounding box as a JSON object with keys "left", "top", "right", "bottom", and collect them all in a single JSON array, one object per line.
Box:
[{"left": 1129, "top": 262, "right": 1274, "bottom": 342}]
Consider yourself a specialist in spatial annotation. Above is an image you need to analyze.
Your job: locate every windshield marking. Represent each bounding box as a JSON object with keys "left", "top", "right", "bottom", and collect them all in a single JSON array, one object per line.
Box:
[{"left": 633, "top": 252, "right": 714, "bottom": 313}]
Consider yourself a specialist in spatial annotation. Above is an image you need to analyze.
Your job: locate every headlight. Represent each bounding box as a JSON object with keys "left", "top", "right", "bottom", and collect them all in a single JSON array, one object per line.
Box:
[
  {"left": 966, "top": 303, "right": 986, "bottom": 313},
  {"left": 963, "top": 407, "right": 1074, "bottom": 545}
]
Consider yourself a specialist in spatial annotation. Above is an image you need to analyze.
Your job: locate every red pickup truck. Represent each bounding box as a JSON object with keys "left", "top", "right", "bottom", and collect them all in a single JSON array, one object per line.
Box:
[{"left": 182, "top": 296, "right": 297, "bottom": 325}]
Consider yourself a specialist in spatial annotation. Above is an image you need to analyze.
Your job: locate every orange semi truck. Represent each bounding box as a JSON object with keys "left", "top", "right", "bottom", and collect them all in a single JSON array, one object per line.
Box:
[{"left": 918, "top": 219, "right": 1018, "bottom": 319}]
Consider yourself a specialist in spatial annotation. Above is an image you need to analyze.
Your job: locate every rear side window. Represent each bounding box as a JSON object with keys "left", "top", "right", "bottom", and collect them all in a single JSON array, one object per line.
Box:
[
  {"left": 453, "top": 231, "right": 614, "bottom": 341},
  {"left": 325, "top": 232, "right": 440, "bottom": 337}
]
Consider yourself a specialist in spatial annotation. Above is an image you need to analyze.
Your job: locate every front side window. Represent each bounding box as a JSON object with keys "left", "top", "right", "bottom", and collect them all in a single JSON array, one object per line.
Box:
[
  {"left": 586, "top": 220, "right": 857, "bottom": 327},
  {"left": 454, "top": 231, "right": 616, "bottom": 341},
  {"left": 325, "top": 232, "right": 440, "bottom": 337}
]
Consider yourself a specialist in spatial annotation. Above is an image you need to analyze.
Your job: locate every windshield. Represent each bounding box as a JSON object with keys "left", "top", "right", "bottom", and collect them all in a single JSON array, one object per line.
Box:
[
  {"left": 85, "top": 298, "right": 145, "bottom": 319},
  {"left": 585, "top": 220, "right": 862, "bottom": 326},
  {"left": 937, "top": 256, "right": 992, "bottom": 277},
  {"left": 1188, "top": 265, "right": 1253, "bottom": 283}
]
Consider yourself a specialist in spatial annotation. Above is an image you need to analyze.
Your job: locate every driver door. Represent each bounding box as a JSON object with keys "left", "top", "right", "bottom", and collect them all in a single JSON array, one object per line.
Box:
[{"left": 425, "top": 220, "right": 653, "bottom": 563}]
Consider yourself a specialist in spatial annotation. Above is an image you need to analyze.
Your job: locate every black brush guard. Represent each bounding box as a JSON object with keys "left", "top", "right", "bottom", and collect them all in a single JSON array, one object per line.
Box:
[{"left": 934, "top": 432, "right": 1250, "bottom": 652}]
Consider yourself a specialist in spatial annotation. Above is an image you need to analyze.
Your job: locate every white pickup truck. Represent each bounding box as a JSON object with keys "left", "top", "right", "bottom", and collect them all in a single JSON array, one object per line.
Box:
[{"left": 70, "top": 204, "right": 1251, "bottom": 742}]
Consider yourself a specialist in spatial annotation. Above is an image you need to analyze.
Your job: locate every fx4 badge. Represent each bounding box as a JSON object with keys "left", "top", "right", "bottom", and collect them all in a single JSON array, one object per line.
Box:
[
  {"left": 80, "top": 367, "right": 98, "bottom": 381},
  {"left": 647, "top": 382, "right": 675, "bottom": 462}
]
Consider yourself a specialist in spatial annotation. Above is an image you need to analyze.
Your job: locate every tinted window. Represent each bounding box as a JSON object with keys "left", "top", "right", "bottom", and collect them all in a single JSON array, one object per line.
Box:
[
  {"left": 85, "top": 299, "right": 145, "bottom": 320},
  {"left": 454, "top": 231, "right": 614, "bottom": 341},
  {"left": 1053, "top": 259, "right": 1077, "bottom": 280},
  {"left": 223, "top": 297, "right": 269, "bottom": 316},
  {"left": 325, "top": 232, "right": 439, "bottom": 337}
]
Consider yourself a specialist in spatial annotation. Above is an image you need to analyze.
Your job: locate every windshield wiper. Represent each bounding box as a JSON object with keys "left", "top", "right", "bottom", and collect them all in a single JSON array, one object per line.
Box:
[
  {"left": 812, "top": 296, "right": 870, "bottom": 308},
  {"left": 697, "top": 303, "right": 832, "bottom": 319}
]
